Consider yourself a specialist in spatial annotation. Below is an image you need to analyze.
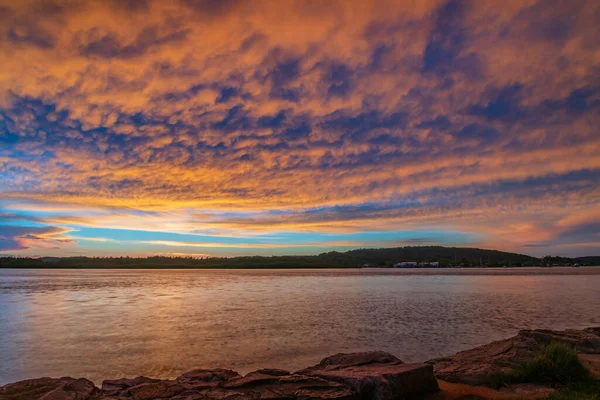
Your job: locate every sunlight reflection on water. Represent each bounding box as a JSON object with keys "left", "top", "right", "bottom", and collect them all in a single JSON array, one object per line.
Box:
[{"left": 1, "top": 267, "right": 599, "bottom": 385}]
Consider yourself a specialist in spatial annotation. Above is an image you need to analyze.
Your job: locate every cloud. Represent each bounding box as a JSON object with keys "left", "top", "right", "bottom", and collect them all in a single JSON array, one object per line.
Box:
[
  {"left": 0, "top": 224, "right": 73, "bottom": 251},
  {"left": 0, "top": 0, "right": 598, "bottom": 256}
]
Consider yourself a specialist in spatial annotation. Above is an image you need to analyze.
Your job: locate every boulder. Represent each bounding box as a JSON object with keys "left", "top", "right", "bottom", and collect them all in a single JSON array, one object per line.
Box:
[
  {"left": 102, "top": 377, "right": 161, "bottom": 396},
  {"left": 176, "top": 369, "right": 241, "bottom": 390},
  {"left": 300, "top": 351, "right": 439, "bottom": 400},
  {"left": 221, "top": 370, "right": 353, "bottom": 399},
  {"left": 428, "top": 327, "right": 600, "bottom": 386},
  {"left": 125, "top": 380, "right": 185, "bottom": 400},
  {"left": 41, "top": 378, "right": 96, "bottom": 400},
  {"left": 0, "top": 351, "right": 438, "bottom": 399},
  {"left": 221, "top": 369, "right": 293, "bottom": 389},
  {"left": 301, "top": 351, "right": 403, "bottom": 371},
  {"left": 519, "top": 328, "right": 600, "bottom": 354},
  {"left": 0, "top": 377, "right": 96, "bottom": 400},
  {"left": 0, "top": 377, "right": 71, "bottom": 400},
  {"left": 584, "top": 327, "right": 600, "bottom": 336}
]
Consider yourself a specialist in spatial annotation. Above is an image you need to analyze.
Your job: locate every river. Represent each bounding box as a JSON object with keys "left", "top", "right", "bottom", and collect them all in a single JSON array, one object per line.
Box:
[{"left": 1, "top": 267, "right": 599, "bottom": 385}]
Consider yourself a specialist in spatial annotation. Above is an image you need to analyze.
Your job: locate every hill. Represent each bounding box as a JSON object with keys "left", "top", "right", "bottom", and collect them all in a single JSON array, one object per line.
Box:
[{"left": 0, "top": 245, "right": 575, "bottom": 269}]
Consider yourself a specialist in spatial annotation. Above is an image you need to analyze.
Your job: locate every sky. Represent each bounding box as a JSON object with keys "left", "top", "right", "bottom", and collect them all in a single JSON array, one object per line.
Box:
[{"left": 0, "top": 0, "right": 599, "bottom": 258}]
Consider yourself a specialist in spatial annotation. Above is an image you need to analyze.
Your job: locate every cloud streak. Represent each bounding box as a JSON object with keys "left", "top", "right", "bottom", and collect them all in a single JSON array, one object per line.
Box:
[{"left": 0, "top": 0, "right": 598, "bottom": 257}]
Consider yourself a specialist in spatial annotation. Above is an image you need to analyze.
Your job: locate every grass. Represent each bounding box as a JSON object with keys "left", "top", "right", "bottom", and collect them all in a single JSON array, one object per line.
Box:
[
  {"left": 543, "top": 380, "right": 600, "bottom": 400},
  {"left": 489, "top": 342, "right": 590, "bottom": 388}
]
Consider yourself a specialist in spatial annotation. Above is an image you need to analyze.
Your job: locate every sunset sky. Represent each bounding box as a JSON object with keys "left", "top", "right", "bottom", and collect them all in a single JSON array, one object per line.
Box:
[{"left": 0, "top": 0, "right": 598, "bottom": 258}]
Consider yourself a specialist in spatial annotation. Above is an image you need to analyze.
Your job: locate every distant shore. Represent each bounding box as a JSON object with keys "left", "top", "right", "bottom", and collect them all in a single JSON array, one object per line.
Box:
[
  {"left": 1, "top": 265, "right": 600, "bottom": 272},
  {"left": 1, "top": 246, "right": 598, "bottom": 270}
]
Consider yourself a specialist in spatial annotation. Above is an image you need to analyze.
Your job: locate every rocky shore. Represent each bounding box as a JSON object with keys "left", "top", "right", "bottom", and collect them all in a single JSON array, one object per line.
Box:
[{"left": 1, "top": 327, "right": 599, "bottom": 400}]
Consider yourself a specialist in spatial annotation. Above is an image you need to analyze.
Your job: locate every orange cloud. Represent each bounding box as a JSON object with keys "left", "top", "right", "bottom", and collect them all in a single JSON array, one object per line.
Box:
[{"left": 0, "top": 0, "right": 599, "bottom": 256}]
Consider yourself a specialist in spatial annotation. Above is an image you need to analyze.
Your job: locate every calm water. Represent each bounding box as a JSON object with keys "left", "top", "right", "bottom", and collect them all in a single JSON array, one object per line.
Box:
[{"left": 1, "top": 267, "right": 599, "bottom": 385}]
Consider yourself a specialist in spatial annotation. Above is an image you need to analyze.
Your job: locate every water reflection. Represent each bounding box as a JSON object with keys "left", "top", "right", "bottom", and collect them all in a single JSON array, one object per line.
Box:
[{"left": 0, "top": 268, "right": 599, "bottom": 385}]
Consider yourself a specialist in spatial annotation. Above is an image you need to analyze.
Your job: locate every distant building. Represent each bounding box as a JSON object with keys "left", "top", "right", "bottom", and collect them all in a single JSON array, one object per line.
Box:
[
  {"left": 394, "top": 261, "right": 439, "bottom": 267},
  {"left": 394, "top": 261, "right": 418, "bottom": 267}
]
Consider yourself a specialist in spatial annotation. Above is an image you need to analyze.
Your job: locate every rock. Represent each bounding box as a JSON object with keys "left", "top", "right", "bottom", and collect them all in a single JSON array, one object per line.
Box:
[
  {"left": 192, "top": 388, "right": 258, "bottom": 400},
  {"left": 252, "top": 369, "right": 290, "bottom": 377},
  {"left": 0, "top": 351, "right": 437, "bottom": 399},
  {"left": 0, "top": 377, "right": 96, "bottom": 400},
  {"left": 519, "top": 328, "right": 600, "bottom": 354},
  {"left": 293, "top": 386, "right": 354, "bottom": 400},
  {"left": 0, "top": 377, "right": 70, "bottom": 400},
  {"left": 498, "top": 383, "right": 556, "bottom": 398},
  {"left": 303, "top": 351, "right": 403, "bottom": 370},
  {"left": 10, "top": 328, "right": 597, "bottom": 400},
  {"left": 584, "top": 327, "right": 600, "bottom": 336},
  {"left": 41, "top": 378, "right": 96, "bottom": 400},
  {"left": 579, "top": 353, "right": 600, "bottom": 378},
  {"left": 428, "top": 327, "right": 600, "bottom": 386},
  {"left": 221, "top": 369, "right": 293, "bottom": 389},
  {"left": 222, "top": 370, "right": 353, "bottom": 399},
  {"left": 102, "top": 377, "right": 161, "bottom": 396},
  {"left": 300, "top": 351, "right": 439, "bottom": 400},
  {"left": 176, "top": 369, "right": 241, "bottom": 390},
  {"left": 306, "top": 362, "right": 439, "bottom": 400},
  {"left": 125, "top": 380, "right": 185, "bottom": 400}
]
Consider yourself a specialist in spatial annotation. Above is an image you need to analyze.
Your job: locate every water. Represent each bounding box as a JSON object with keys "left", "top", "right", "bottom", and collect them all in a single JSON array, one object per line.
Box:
[{"left": 1, "top": 267, "right": 599, "bottom": 385}]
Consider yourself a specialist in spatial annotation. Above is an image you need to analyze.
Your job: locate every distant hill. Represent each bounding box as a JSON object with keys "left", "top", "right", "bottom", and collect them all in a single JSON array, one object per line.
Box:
[
  {"left": 574, "top": 256, "right": 600, "bottom": 265},
  {"left": 314, "top": 246, "right": 538, "bottom": 267},
  {"left": 2, "top": 245, "right": 595, "bottom": 269}
]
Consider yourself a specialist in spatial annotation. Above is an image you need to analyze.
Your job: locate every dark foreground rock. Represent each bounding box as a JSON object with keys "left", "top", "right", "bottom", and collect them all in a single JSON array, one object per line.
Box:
[
  {"left": 0, "top": 377, "right": 96, "bottom": 400},
  {"left": 0, "top": 352, "right": 438, "bottom": 400},
  {"left": 427, "top": 326, "right": 600, "bottom": 386},
  {"left": 298, "top": 351, "right": 438, "bottom": 400}
]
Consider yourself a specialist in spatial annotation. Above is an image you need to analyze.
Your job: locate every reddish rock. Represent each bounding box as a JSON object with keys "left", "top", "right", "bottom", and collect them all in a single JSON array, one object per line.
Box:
[
  {"left": 498, "top": 383, "right": 556, "bottom": 398},
  {"left": 293, "top": 386, "right": 354, "bottom": 400},
  {"left": 428, "top": 327, "right": 600, "bottom": 386},
  {"left": 221, "top": 369, "right": 292, "bottom": 389},
  {"left": 299, "top": 351, "right": 403, "bottom": 373},
  {"left": 0, "top": 377, "right": 70, "bottom": 400},
  {"left": 125, "top": 381, "right": 185, "bottom": 400},
  {"left": 303, "top": 360, "right": 439, "bottom": 400},
  {"left": 0, "top": 351, "right": 438, "bottom": 399},
  {"left": 519, "top": 328, "right": 600, "bottom": 354},
  {"left": 10, "top": 328, "right": 597, "bottom": 400},
  {"left": 102, "top": 377, "right": 161, "bottom": 396},
  {"left": 220, "top": 369, "right": 353, "bottom": 399},
  {"left": 176, "top": 369, "right": 241, "bottom": 390},
  {"left": 193, "top": 388, "right": 258, "bottom": 399},
  {"left": 0, "top": 377, "right": 96, "bottom": 400},
  {"left": 298, "top": 351, "right": 438, "bottom": 399},
  {"left": 42, "top": 378, "right": 96, "bottom": 400},
  {"left": 584, "top": 327, "right": 600, "bottom": 336}
]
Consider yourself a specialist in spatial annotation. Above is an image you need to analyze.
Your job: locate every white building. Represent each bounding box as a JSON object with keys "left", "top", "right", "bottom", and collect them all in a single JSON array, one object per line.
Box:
[{"left": 393, "top": 261, "right": 418, "bottom": 267}]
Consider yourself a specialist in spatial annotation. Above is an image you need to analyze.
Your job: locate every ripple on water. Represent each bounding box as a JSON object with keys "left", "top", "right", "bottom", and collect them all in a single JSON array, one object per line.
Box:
[{"left": 0, "top": 267, "right": 599, "bottom": 385}]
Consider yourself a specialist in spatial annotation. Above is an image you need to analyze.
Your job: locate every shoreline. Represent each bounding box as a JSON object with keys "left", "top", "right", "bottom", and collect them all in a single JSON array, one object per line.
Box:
[
  {"left": 1, "top": 265, "right": 599, "bottom": 269},
  {"left": 2, "top": 326, "right": 599, "bottom": 400}
]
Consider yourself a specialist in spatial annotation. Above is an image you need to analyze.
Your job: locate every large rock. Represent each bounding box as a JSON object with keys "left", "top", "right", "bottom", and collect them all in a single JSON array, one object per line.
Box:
[
  {"left": 176, "top": 369, "right": 242, "bottom": 390},
  {"left": 428, "top": 327, "right": 600, "bottom": 386},
  {"left": 299, "top": 351, "right": 439, "bottom": 400},
  {"left": 220, "top": 368, "right": 353, "bottom": 399},
  {"left": 101, "top": 376, "right": 161, "bottom": 396},
  {"left": 0, "top": 377, "right": 96, "bottom": 400},
  {"left": 303, "top": 352, "right": 403, "bottom": 370},
  {"left": 0, "top": 351, "right": 439, "bottom": 399},
  {"left": 125, "top": 380, "right": 185, "bottom": 400}
]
